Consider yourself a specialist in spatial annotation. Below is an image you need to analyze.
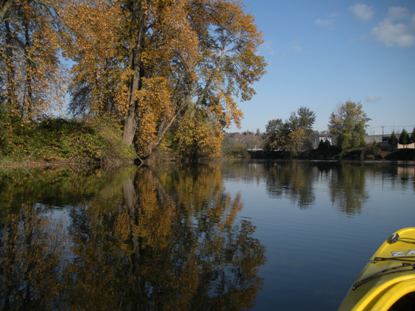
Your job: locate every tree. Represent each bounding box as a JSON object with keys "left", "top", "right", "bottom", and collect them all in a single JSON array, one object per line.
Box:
[
  {"left": 0, "top": 0, "right": 64, "bottom": 120},
  {"left": 63, "top": 0, "right": 266, "bottom": 159},
  {"left": 288, "top": 128, "right": 306, "bottom": 154},
  {"left": 62, "top": 0, "right": 195, "bottom": 149},
  {"left": 287, "top": 107, "right": 316, "bottom": 151},
  {"left": 399, "top": 129, "right": 410, "bottom": 145},
  {"left": 317, "top": 139, "right": 331, "bottom": 150},
  {"left": 264, "top": 119, "right": 289, "bottom": 151},
  {"left": 1, "top": 0, "right": 265, "bottom": 160},
  {"left": 389, "top": 131, "right": 398, "bottom": 147},
  {"left": 264, "top": 107, "right": 315, "bottom": 152},
  {"left": 411, "top": 128, "right": 415, "bottom": 144},
  {"left": 289, "top": 107, "right": 316, "bottom": 132},
  {"left": 328, "top": 101, "right": 370, "bottom": 150}
]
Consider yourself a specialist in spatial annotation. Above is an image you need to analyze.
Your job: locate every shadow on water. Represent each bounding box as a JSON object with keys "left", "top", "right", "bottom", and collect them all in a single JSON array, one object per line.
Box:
[{"left": 0, "top": 165, "right": 265, "bottom": 310}]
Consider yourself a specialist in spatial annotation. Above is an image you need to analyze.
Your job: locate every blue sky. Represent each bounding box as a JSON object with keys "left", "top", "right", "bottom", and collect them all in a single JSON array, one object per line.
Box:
[{"left": 230, "top": 0, "right": 415, "bottom": 134}]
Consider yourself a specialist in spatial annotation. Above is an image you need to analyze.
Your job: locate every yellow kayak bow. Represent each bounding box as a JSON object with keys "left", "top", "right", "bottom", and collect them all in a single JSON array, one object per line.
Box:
[{"left": 339, "top": 227, "right": 415, "bottom": 311}]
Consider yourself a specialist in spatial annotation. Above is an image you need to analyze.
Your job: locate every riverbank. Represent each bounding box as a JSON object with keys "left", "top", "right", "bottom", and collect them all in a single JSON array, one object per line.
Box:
[
  {"left": 0, "top": 116, "right": 136, "bottom": 169},
  {"left": 247, "top": 148, "right": 415, "bottom": 161}
]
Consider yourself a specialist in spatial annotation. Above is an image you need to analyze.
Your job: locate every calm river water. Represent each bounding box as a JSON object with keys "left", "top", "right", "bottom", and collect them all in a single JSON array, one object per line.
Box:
[{"left": 0, "top": 161, "right": 414, "bottom": 310}]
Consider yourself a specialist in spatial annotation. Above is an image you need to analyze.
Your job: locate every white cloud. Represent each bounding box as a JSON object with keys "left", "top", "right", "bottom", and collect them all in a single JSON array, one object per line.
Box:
[
  {"left": 350, "top": 4, "right": 374, "bottom": 21},
  {"left": 372, "top": 7, "right": 415, "bottom": 48},
  {"left": 365, "top": 96, "right": 381, "bottom": 103},
  {"left": 387, "top": 6, "right": 410, "bottom": 20},
  {"left": 372, "top": 20, "right": 415, "bottom": 47},
  {"left": 315, "top": 18, "right": 334, "bottom": 27}
]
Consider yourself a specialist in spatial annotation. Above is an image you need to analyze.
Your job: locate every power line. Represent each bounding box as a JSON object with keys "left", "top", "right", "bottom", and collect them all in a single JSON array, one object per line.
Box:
[{"left": 367, "top": 125, "right": 415, "bottom": 135}]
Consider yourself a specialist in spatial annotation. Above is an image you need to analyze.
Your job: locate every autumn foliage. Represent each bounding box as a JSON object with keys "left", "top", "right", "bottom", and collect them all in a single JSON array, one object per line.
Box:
[
  {"left": 1, "top": 0, "right": 265, "bottom": 161},
  {"left": 0, "top": 0, "right": 63, "bottom": 120}
]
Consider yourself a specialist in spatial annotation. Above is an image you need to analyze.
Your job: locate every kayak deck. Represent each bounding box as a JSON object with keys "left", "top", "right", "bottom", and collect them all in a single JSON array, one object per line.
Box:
[{"left": 339, "top": 227, "right": 415, "bottom": 311}]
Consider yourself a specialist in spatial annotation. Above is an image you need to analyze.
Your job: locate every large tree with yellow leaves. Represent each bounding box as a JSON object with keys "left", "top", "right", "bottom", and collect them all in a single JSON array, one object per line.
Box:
[
  {"left": 1, "top": 0, "right": 265, "bottom": 160},
  {"left": 63, "top": 0, "right": 265, "bottom": 159},
  {"left": 0, "top": 0, "right": 64, "bottom": 120}
]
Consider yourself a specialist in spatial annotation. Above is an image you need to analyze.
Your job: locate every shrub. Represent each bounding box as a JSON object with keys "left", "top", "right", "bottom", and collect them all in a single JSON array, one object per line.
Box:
[{"left": 0, "top": 116, "right": 135, "bottom": 164}]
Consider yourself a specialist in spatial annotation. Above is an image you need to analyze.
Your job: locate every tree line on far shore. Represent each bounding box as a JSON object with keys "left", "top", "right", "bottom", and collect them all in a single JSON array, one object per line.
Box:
[
  {"left": 224, "top": 101, "right": 415, "bottom": 158},
  {"left": 264, "top": 101, "right": 415, "bottom": 154},
  {"left": 262, "top": 101, "right": 371, "bottom": 154}
]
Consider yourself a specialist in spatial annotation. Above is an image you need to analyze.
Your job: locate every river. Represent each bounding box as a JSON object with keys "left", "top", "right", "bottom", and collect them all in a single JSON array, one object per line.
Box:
[{"left": 0, "top": 161, "right": 414, "bottom": 310}]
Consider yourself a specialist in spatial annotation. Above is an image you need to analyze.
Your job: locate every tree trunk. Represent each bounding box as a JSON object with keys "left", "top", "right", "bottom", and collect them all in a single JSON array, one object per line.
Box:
[
  {"left": 123, "top": 105, "right": 138, "bottom": 146},
  {"left": 4, "top": 21, "right": 17, "bottom": 108},
  {"left": 23, "top": 17, "right": 33, "bottom": 120},
  {"left": 122, "top": 2, "right": 146, "bottom": 146},
  {"left": 122, "top": 51, "right": 143, "bottom": 145}
]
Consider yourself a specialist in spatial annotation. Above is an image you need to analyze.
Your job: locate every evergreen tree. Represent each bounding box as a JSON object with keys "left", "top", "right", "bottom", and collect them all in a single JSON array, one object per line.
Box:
[
  {"left": 399, "top": 129, "right": 410, "bottom": 145},
  {"left": 317, "top": 139, "right": 330, "bottom": 150},
  {"left": 389, "top": 131, "right": 398, "bottom": 147},
  {"left": 411, "top": 128, "right": 415, "bottom": 144}
]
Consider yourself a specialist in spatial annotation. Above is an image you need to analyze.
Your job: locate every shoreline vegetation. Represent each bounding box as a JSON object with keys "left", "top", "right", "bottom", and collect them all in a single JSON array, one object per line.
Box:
[
  {"left": 244, "top": 149, "right": 415, "bottom": 162},
  {"left": 222, "top": 103, "right": 415, "bottom": 162},
  {"left": 1, "top": 103, "right": 414, "bottom": 168},
  {"left": 1, "top": 107, "right": 414, "bottom": 168},
  {"left": 0, "top": 0, "right": 266, "bottom": 166},
  {"left": 0, "top": 116, "right": 137, "bottom": 169},
  {"left": 0, "top": 2, "right": 413, "bottom": 169},
  {"left": 222, "top": 136, "right": 415, "bottom": 162}
]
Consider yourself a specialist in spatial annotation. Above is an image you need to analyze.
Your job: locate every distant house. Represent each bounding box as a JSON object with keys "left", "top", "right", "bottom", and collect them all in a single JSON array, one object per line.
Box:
[
  {"left": 247, "top": 146, "right": 263, "bottom": 152},
  {"left": 398, "top": 143, "right": 415, "bottom": 149},
  {"left": 313, "top": 131, "right": 333, "bottom": 149}
]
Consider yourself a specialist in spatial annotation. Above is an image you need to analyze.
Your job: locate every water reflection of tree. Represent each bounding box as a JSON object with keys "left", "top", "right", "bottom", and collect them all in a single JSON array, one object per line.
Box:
[
  {"left": 328, "top": 164, "right": 368, "bottom": 215},
  {"left": 223, "top": 161, "right": 372, "bottom": 214},
  {"left": 0, "top": 166, "right": 265, "bottom": 310},
  {"left": 65, "top": 166, "right": 265, "bottom": 310},
  {"left": 0, "top": 204, "right": 66, "bottom": 310},
  {"left": 264, "top": 161, "right": 316, "bottom": 208}
]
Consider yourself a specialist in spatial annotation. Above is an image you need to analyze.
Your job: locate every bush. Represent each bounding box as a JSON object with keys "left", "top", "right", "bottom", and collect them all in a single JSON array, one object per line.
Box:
[
  {"left": 0, "top": 116, "right": 135, "bottom": 164},
  {"left": 366, "top": 142, "right": 381, "bottom": 157},
  {"left": 222, "top": 142, "right": 248, "bottom": 158}
]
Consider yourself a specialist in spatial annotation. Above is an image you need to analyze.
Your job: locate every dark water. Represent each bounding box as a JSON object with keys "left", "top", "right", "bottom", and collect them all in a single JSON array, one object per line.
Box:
[{"left": 0, "top": 161, "right": 414, "bottom": 310}]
